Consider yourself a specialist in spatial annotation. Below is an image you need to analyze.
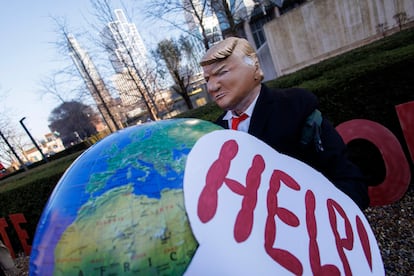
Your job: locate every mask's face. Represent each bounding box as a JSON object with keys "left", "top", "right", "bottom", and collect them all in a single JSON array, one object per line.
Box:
[{"left": 202, "top": 53, "right": 261, "bottom": 113}]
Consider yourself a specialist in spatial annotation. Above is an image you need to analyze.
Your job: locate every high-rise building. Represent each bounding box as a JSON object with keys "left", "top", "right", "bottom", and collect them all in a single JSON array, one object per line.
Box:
[
  {"left": 67, "top": 34, "right": 122, "bottom": 132},
  {"left": 104, "top": 9, "right": 159, "bottom": 121},
  {"left": 105, "top": 9, "right": 148, "bottom": 74},
  {"left": 111, "top": 70, "right": 147, "bottom": 120}
]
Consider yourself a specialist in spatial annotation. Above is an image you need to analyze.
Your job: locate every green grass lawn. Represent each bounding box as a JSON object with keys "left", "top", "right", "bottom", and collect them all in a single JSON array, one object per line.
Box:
[{"left": 0, "top": 151, "right": 82, "bottom": 193}]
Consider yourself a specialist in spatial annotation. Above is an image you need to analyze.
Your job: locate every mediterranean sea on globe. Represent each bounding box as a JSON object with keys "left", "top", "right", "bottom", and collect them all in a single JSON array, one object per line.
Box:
[{"left": 29, "top": 118, "right": 223, "bottom": 275}]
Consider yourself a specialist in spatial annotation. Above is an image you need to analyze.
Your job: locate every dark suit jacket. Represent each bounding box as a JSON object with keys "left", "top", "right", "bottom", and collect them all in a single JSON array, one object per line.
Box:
[{"left": 216, "top": 84, "right": 369, "bottom": 209}]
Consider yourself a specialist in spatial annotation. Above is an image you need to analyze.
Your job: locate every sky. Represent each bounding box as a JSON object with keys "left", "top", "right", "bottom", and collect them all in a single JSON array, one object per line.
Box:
[{"left": 0, "top": 0, "right": 181, "bottom": 140}]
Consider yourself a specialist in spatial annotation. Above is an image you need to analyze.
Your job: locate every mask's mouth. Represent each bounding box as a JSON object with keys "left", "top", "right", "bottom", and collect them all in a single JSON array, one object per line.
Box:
[{"left": 214, "top": 93, "right": 225, "bottom": 101}]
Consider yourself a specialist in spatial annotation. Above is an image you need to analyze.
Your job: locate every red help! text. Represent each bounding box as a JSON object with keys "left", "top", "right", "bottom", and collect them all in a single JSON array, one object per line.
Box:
[{"left": 198, "top": 139, "right": 373, "bottom": 275}]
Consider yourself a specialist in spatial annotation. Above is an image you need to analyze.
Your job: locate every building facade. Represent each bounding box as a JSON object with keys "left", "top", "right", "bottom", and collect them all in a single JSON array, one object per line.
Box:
[
  {"left": 264, "top": 0, "right": 414, "bottom": 76},
  {"left": 23, "top": 133, "right": 65, "bottom": 164}
]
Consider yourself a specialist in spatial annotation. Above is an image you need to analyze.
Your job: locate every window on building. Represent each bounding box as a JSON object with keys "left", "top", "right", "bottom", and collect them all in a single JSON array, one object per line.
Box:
[{"left": 250, "top": 16, "right": 270, "bottom": 49}]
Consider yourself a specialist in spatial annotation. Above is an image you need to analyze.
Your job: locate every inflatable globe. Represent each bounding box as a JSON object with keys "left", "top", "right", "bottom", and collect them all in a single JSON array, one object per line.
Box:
[{"left": 29, "top": 119, "right": 222, "bottom": 275}]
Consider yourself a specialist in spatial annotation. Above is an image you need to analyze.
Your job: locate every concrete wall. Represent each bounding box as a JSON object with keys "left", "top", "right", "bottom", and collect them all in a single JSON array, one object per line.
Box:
[{"left": 264, "top": 0, "right": 414, "bottom": 76}]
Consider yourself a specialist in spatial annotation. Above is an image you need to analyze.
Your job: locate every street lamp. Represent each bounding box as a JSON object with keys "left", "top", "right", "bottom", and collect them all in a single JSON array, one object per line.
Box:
[{"left": 19, "top": 117, "right": 48, "bottom": 163}]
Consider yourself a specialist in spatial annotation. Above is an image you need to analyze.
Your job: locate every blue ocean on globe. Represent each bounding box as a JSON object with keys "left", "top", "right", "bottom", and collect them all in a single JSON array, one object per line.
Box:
[{"left": 29, "top": 118, "right": 222, "bottom": 275}]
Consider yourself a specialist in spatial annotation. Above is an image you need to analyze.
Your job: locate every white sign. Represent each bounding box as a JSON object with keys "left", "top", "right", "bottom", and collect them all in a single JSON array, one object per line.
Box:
[{"left": 183, "top": 130, "right": 384, "bottom": 275}]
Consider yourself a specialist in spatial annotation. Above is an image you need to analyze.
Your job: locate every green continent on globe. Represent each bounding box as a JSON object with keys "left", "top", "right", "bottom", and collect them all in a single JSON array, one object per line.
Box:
[{"left": 49, "top": 119, "right": 222, "bottom": 275}]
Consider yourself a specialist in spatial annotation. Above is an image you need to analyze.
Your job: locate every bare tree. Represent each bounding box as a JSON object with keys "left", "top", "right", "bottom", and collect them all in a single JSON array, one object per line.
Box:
[
  {"left": 48, "top": 17, "right": 122, "bottom": 132},
  {"left": 210, "top": 0, "right": 242, "bottom": 37},
  {"left": 38, "top": 69, "right": 92, "bottom": 105},
  {"left": 41, "top": 17, "right": 92, "bottom": 101},
  {"left": 0, "top": 110, "right": 29, "bottom": 170},
  {"left": 155, "top": 38, "right": 194, "bottom": 110},
  {"left": 143, "top": 0, "right": 212, "bottom": 51},
  {"left": 88, "top": 0, "right": 160, "bottom": 121},
  {"left": 39, "top": 75, "right": 67, "bottom": 104},
  {"left": 144, "top": 0, "right": 284, "bottom": 50},
  {"left": 67, "top": 33, "right": 123, "bottom": 132},
  {"left": 0, "top": 87, "right": 29, "bottom": 169},
  {"left": 38, "top": 22, "right": 97, "bottom": 123}
]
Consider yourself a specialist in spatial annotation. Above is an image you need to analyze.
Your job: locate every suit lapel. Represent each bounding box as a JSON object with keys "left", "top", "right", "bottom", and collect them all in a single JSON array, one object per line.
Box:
[
  {"left": 249, "top": 85, "right": 275, "bottom": 137},
  {"left": 215, "top": 113, "right": 228, "bottom": 129}
]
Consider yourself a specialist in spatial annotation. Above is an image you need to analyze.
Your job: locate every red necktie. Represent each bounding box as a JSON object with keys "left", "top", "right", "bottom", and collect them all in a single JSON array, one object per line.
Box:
[{"left": 231, "top": 113, "right": 249, "bottom": 130}]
